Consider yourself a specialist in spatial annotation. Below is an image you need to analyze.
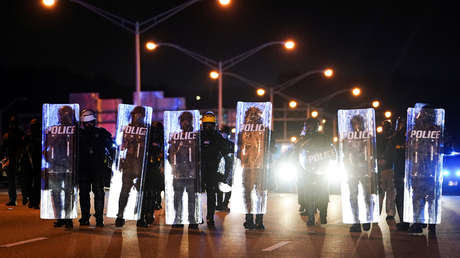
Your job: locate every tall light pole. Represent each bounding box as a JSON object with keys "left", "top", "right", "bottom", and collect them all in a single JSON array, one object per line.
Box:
[
  {"left": 41, "top": 0, "right": 229, "bottom": 104},
  {"left": 146, "top": 40, "right": 295, "bottom": 127}
]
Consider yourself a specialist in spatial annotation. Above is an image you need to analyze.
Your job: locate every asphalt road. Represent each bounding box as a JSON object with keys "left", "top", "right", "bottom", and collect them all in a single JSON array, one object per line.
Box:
[{"left": 1, "top": 192, "right": 459, "bottom": 258}]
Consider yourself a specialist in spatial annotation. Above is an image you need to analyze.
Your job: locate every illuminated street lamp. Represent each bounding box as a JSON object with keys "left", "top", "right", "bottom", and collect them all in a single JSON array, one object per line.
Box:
[
  {"left": 290, "top": 136, "right": 297, "bottom": 143},
  {"left": 289, "top": 100, "right": 298, "bottom": 109},
  {"left": 323, "top": 68, "right": 334, "bottom": 78},
  {"left": 209, "top": 71, "right": 220, "bottom": 80},
  {"left": 42, "top": 0, "right": 56, "bottom": 7},
  {"left": 256, "top": 88, "right": 266, "bottom": 96},
  {"left": 145, "top": 41, "right": 157, "bottom": 51},
  {"left": 352, "top": 87, "right": 361, "bottom": 96},
  {"left": 377, "top": 126, "right": 383, "bottom": 134},
  {"left": 372, "top": 100, "right": 380, "bottom": 109},
  {"left": 218, "top": 0, "right": 231, "bottom": 6},
  {"left": 284, "top": 40, "right": 295, "bottom": 50},
  {"left": 333, "top": 136, "right": 338, "bottom": 143},
  {"left": 231, "top": 128, "right": 236, "bottom": 134},
  {"left": 311, "top": 110, "right": 319, "bottom": 118},
  {"left": 322, "top": 118, "right": 327, "bottom": 124},
  {"left": 318, "top": 125, "right": 323, "bottom": 132},
  {"left": 384, "top": 111, "right": 392, "bottom": 119},
  {"left": 195, "top": 96, "right": 201, "bottom": 101}
]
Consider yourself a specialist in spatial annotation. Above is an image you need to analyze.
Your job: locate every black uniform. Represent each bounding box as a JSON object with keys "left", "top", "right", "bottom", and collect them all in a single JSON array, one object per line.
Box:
[
  {"left": 2, "top": 119, "right": 24, "bottom": 205},
  {"left": 138, "top": 122, "right": 164, "bottom": 226},
  {"left": 78, "top": 126, "right": 113, "bottom": 223},
  {"left": 296, "top": 133, "right": 336, "bottom": 224},
  {"left": 22, "top": 122, "right": 42, "bottom": 208},
  {"left": 201, "top": 129, "right": 232, "bottom": 221}
]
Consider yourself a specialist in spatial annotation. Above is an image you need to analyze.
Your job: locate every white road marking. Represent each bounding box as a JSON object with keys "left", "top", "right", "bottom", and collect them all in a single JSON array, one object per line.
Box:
[
  {"left": 0, "top": 237, "right": 48, "bottom": 248},
  {"left": 262, "top": 241, "right": 291, "bottom": 252}
]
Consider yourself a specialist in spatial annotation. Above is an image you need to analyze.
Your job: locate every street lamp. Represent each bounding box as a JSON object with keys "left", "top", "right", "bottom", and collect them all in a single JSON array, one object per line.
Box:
[
  {"left": 284, "top": 40, "right": 295, "bottom": 50},
  {"left": 42, "top": 0, "right": 56, "bottom": 7},
  {"left": 145, "top": 41, "right": 157, "bottom": 51},
  {"left": 209, "top": 71, "right": 220, "bottom": 80},
  {"left": 372, "top": 100, "right": 380, "bottom": 109},
  {"left": 289, "top": 100, "right": 298, "bottom": 109},
  {"left": 290, "top": 136, "right": 297, "bottom": 143},
  {"left": 195, "top": 96, "right": 201, "bottom": 101},
  {"left": 352, "top": 87, "right": 361, "bottom": 96},
  {"left": 311, "top": 110, "right": 319, "bottom": 118},
  {"left": 256, "top": 88, "right": 266, "bottom": 96},
  {"left": 384, "top": 111, "right": 392, "bottom": 119},
  {"left": 323, "top": 68, "right": 334, "bottom": 78},
  {"left": 377, "top": 126, "right": 383, "bottom": 133},
  {"left": 43, "top": 0, "right": 228, "bottom": 105}
]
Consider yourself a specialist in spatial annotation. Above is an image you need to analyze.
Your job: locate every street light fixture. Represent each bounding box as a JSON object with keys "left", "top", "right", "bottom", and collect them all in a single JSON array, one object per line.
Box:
[
  {"left": 377, "top": 126, "right": 383, "bottom": 134},
  {"left": 284, "top": 40, "right": 296, "bottom": 50},
  {"left": 256, "top": 88, "right": 266, "bottom": 96},
  {"left": 218, "top": 0, "right": 231, "bottom": 6},
  {"left": 42, "top": 0, "right": 56, "bottom": 7},
  {"left": 196, "top": 96, "right": 201, "bottom": 101},
  {"left": 352, "top": 87, "right": 361, "bottom": 96},
  {"left": 372, "top": 100, "right": 380, "bottom": 109},
  {"left": 384, "top": 111, "right": 392, "bottom": 119},
  {"left": 323, "top": 68, "right": 334, "bottom": 78},
  {"left": 333, "top": 136, "right": 338, "bottom": 143},
  {"left": 311, "top": 110, "right": 319, "bottom": 118},
  {"left": 209, "top": 71, "right": 220, "bottom": 80},
  {"left": 145, "top": 41, "right": 158, "bottom": 51},
  {"left": 289, "top": 100, "right": 298, "bottom": 109},
  {"left": 290, "top": 136, "right": 297, "bottom": 143},
  {"left": 322, "top": 118, "right": 327, "bottom": 124}
]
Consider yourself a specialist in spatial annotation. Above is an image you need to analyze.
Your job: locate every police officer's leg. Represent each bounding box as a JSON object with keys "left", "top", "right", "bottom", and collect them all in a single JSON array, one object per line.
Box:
[
  {"left": 22, "top": 169, "right": 33, "bottom": 205},
  {"left": 242, "top": 172, "right": 255, "bottom": 228},
  {"left": 348, "top": 177, "right": 360, "bottom": 222},
  {"left": 384, "top": 169, "right": 396, "bottom": 217},
  {"left": 223, "top": 191, "right": 231, "bottom": 210},
  {"left": 31, "top": 167, "right": 41, "bottom": 207},
  {"left": 6, "top": 160, "right": 17, "bottom": 204},
  {"left": 206, "top": 184, "right": 216, "bottom": 225},
  {"left": 172, "top": 179, "right": 185, "bottom": 224},
  {"left": 186, "top": 179, "right": 198, "bottom": 224},
  {"left": 92, "top": 180, "right": 105, "bottom": 226},
  {"left": 117, "top": 172, "right": 133, "bottom": 219},
  {"left": 78, "top": 178, "right": 91, "bottom": 224}
]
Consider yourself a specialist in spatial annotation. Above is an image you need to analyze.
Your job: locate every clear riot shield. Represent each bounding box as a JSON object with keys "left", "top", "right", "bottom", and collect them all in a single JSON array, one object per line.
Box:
[
  {"left": 41, "top": 104, "right": 79, "bottom": 219},
  {"left": 338, "top": 108, "right": 379, "bottom": 224},
  {"left": 164, "top": 110, "right": 202, "bottom": 225},
  {"left": 107, "top": 104, "right": 152, "bottom": 220},
  {"left": 404, "top": 106, "right": 445, "bottom": 224},
  {"left": 231, "top": 102, "right": 272, "bottom": 214}
]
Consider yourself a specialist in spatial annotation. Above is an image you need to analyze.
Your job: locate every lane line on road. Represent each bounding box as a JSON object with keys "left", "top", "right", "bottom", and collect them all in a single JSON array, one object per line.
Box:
[
  {"left": 262, "top": 241, "right": 291, "bottom": 252},
  {"left": 0, "top": 237, "right": 48, "bottom": 248}
]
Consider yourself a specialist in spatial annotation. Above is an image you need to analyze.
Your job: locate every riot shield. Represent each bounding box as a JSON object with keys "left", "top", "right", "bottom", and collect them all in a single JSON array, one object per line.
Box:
[
  {"left": 231, "top": 102, "right": 272, "bottom": 214},
  {"left": 41, "top": 104, "right": 79, "bottom": 219},
  {"left": 404, "top": 105, "right": 445, "bottom": 224},
  {"left": 338, "top": 108, "right": 379, "bottom": 224},
  {"left": 164, "top": 110, "right": 202, "bottom": 225},
  {"left": 107, "top": 104, "right": 152, "bottom": 220}
]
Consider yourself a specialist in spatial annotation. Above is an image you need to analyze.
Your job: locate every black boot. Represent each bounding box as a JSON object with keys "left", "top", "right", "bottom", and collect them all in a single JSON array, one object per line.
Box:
[
  {"left": 145, "top": 213, "right": 155, "bottom": 225},
  {"left": 255, "top": 214, "right": 265, "bottom": 230},
  {"left": 349, "top": 223, "right": 362, "bottom": 232},
  {"left": 137, "top": 217, "right": 148, "bottom": 228},
  {"left": 79, "top": 217, "right": 90, "bottom": 226},
  {"left": 96, "top": 216, "right": 104, "bottom": 227},
  {"left": 64, "top": 219, "right": 73, "bottom": 229},
  {"left": 115, "top": 217, "right": 125, "bottom": 227},
  {"left": 54, "top": 219, "right": 65, "bottom": 228},
  {"left": 243, "top": 214, "right": 255, "bottom": 229},
  {"left": 362, "top": 223, "right": 371, "bottom": 231},
  {"left": 408, "top": 223, "right": 423, "bottom": 234},
  {"left": 396, "top": 222, "right": 409, "bottom": 231},
  {"left": 307, "top": 215, "right": 315, "bottom": 226}
]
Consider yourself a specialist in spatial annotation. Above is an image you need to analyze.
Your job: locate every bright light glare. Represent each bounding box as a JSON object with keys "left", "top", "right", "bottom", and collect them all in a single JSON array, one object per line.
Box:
[
  {"left": 195, "top": 96, "right": 201, "bottom": 101},
  {"left": 277, "top": 162, "right": 297, "bottom": 182},
  {"left": 289, "top": 100, "right": 297, "bottom": 109},
  {"left": 372, "top": 100, "right": 380, "bottom": 108},
  {"left": 377, "top": 126, "right": 383, "bottom": 134},
  {"left": 384, "top": 111, "right": 392, "bottom": 118},
  {"left": 323, "top": 68, "right": 334, "bottom": 78},
  {"left": 145, "top": 41, "right": 157, "bottom": 51},
  {"left": 218, "top": 0, "right": 231, "bottom": 6},
  {"left": 256, "top": 88, "right": 266, "bottom": 96},
  {"left": 231, "top": 128, "right": 236, "bottom": 134},
  {"left": 209, "top": 71, "right": 220, "bottom": 79},
  {"left": 333, "top": 136, "right": 338, "bottom": 143},
  {"left": 456, "top": 171, "right": 460, "bottom": 177},
  {"left": 318, "top": 125, "right": 323, "bottom": 132},
  {"left": 280, "top": 144, "right": 290, "bottom": 153},
  {"left": 322, "top": 119, "right": 327, "bottom": 124},
  {"left": 311, "top": 110, "right": 319, "bottom": 118},
  {"left": 290, "top": 136, "right": 297, "bottom": 143},
  {"left": 42, "top": 0, "right": 56, "bottom": 7},
  {"left": 284, "top": 40, "right": 295, "bottom": 50},
  {"left": 352, "top": 87, "right": 361, "bottom": 96},
  {"left": 443, "top": 170, "right": 450, "bottom": 176},
  {"left": 327, "top": 161, "right": 344, "bottom": 183}
]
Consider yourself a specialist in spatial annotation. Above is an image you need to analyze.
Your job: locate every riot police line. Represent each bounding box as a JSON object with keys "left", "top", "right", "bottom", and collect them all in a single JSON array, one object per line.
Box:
[{"left": 1, "top": 101, "right": 446, "bottom": 235}]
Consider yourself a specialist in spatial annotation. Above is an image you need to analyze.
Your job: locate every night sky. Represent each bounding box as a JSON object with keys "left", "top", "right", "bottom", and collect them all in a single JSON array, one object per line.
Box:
[{"left": 2, "top": 1, "right": 459, "bottom": 144}]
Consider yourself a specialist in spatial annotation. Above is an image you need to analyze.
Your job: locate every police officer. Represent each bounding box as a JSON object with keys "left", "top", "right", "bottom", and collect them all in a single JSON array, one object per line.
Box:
[
  {"left": 116, "top": 106, "right": 149, "bottom": 227},
  {"left": 216, "top": 126, "right": 234, "bottom": 212},
  {"left": 393, "top": 115, "right": 409, "bottom": 231},
  {"left": 22, "top": 118, "right": 41, "bottom": 209},
  {"left": 377, "top": 121, "right": 396, "bottom": 220},
  {"left": 296, "top": 118, "right": 336, "bottom": 226},
  {"left": 43, "top": 105, "right": 77, "bottom": 229},
  {"left": 78, "top": 109, "right": 113, "bottom": 227},
  {"left": 201, "top": 112, "right": 232, "bottom": 227},
  {"left": 2, "top": 116, "right": 24, "bottom": 206},
  {"left": 137, "top": 121, "right": 164, "bottom": 227}
]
